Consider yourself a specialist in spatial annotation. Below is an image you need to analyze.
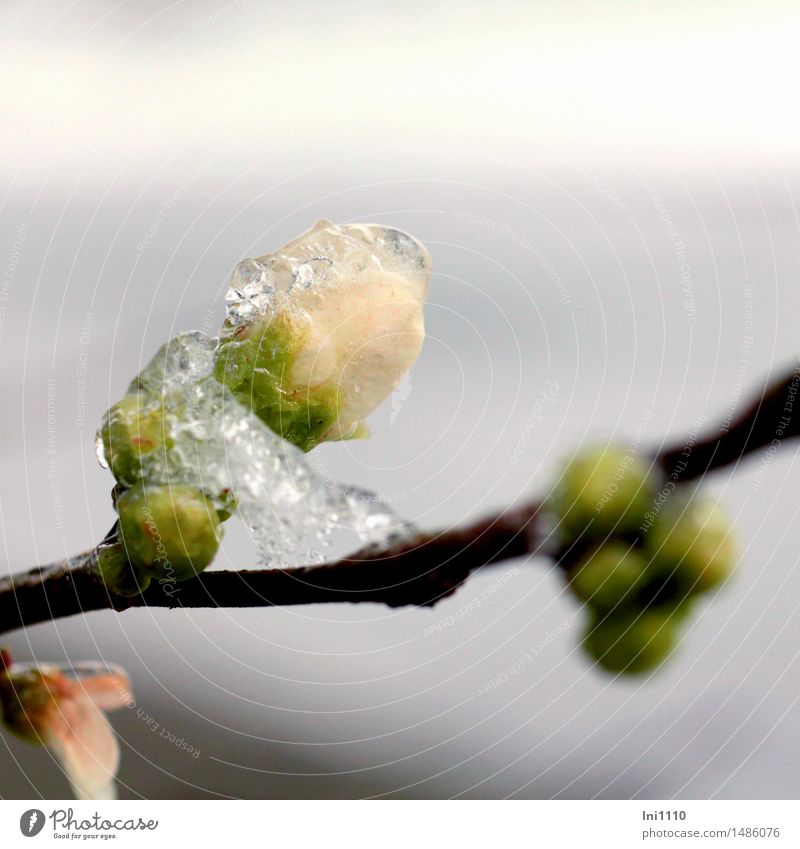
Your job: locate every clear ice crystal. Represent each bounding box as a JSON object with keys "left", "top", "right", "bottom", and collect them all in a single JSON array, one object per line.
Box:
[
  {"left": 224, "top": 219, "right": 431, "bottom": 326},
  {"left": 103, "top": 331, "right": 412, "bottom": 566},
  {"left": 127, "top": 330, "right": 217, "bottom": 394}
]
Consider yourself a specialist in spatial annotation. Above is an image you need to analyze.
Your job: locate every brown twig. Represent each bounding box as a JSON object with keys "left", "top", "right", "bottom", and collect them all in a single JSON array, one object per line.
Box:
[
  {"left": 657, "top": 363, "right": 800, "bottom": 482},
  {"left": 0, "top": 503, "right": 542, "bottom": 636},
  {"left": 1, "top": 364, "right": 798, "bottom": 636}
]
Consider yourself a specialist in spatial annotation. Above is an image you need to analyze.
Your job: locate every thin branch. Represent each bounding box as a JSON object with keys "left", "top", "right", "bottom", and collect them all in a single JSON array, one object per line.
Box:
[
  {"left": 1, "top": 364, "right": 799, "bottom": 636},
  {"left": 657, "top": 363, "right": 800, "bottom": 482},
  {"left": 0, "top": 503, "right": 542, "bottom": 636}
]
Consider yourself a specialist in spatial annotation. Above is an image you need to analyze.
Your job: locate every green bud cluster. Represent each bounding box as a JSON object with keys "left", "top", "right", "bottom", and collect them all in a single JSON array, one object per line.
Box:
[
  {"left": 97, "top": 387, "right": 224, "bottom": 594},
  {"left": 549, "top": 446, "right": 738, "bottom": 674}
]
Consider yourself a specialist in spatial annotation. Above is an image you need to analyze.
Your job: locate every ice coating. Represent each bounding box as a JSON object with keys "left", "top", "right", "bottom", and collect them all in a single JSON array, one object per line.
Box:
[
  {"left": 98, "top": 332, "right": 411, "bottom": 566},
  {"left": 217, "top": 219, "right": 432, "bottom": 451},
  {"left": 224, "top": 219, "right": 431, "bottom": 325}
]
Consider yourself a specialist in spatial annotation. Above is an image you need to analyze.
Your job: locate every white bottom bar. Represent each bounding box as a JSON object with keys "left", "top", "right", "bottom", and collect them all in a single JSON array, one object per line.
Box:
[{"left": 1, "top": 800, "right": 797, "bottom": 848}]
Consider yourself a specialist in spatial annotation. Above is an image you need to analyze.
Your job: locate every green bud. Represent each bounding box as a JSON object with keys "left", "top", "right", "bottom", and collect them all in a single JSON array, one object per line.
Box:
[
  {"left": 94, "top": 541, "right": 151, "bottom": 597},
  {"left": 646, "top": 495, "right": 738, "bottom": 595},
  {"left": 569, "top": 542, "right": 651, "bottom": 612},
  {"left": 215, "top": 313, "right": 340, "bottom": 453},
  {"left": 99, "top": 394, "right": 172, "bottom": 486},
  {"left": 582, "top": 610, "right": 678, "bottom": 674},
  {"left": 117, "top": 484, "right": 222, "bottom": 582},
  {"left": 550, "top": 445, "right": 656, "bottom": 540}
]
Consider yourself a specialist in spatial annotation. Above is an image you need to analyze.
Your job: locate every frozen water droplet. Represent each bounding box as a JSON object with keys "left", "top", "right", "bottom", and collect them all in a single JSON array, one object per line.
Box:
[
  {"left": 128, "top": 331, "right": 216, "bottom": 396},
  {"left": 223, "top": 220, "right": 431, "bottom": 327},
  {"left": 381, "top": 227, "right": 431, "bottom": 271},
  {"left": 295, "top": 257, "right": 333, "bottom": 289},
  {"left": 95, "top": 434, "right": 109, "bottom": 469}
]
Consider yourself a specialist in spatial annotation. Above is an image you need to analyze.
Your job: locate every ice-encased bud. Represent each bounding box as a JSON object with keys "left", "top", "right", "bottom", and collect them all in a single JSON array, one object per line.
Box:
[
  {"left": 216, "top": 219, "right": 431, "bottom": 451},
  {"left": 98, "top": 394, "right": 172, "bottom": 486},
  {"left": 97, "top": 331, "right": 413, "bottom": 569},
  {"left": 117, "top": 484, "right": 222, "bottom": 582}
]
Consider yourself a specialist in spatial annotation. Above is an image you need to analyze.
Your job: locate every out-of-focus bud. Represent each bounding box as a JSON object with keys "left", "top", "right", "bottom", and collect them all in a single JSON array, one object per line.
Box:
[
  {"left": 568, "top": 542, "right": 650, "bottom": 612},
  {"left": 646, "top": 494, "right": 738, "bottom": 594},
  {"left": 582, "top": 610, "right": 678, "bottom": 674},
  {"left": 0, "top": 652, "right": 130, "bottom": 799},
  {"left": 549, "top": 444, "right": 656, "bottom": 539},
  {"left": 215, "top": 220, "right": 431, "bottom": 452},
  {"left": 116, "top": 484, "right": 222, "bottom": 582},
  {"left": 98, "top": 393, "right": 171, "bottom": 486}
]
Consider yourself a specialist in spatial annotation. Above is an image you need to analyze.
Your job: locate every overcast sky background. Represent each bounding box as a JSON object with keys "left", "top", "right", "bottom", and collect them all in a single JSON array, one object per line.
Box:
[{"left": 2, "top": 0, "right": 800, "bottom": 799}]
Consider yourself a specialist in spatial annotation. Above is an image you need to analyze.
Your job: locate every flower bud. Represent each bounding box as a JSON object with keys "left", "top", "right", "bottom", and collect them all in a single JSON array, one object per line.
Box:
[
  {"left": 646, "top": 495, "right": 738, "bottom": 594},
  {"left": 94, "top": 541, "right": 152, "bottom": 597},
  {"left": 98, "top": 393, "right": 171, "bottom": 486},
  {"left": 569, "top": 542, "right": 650, "bottom": 612},
  {"left": 0, "top": 656, "right": 131, "bottom": 799},
  {"left": 550, "top": 445, "right": 656, "bottom": 539},
  {"left": 117, "top": 484, "right": 222, "bottom": 582},
  {"left": 582, "top": 610, "right": 678, "bottom": 674},
  {"left": 0, "top": 664, "right": 55, "bottom": 745},
  {"left": 215, "top": 220, "right": 430, "bottom": 451}
]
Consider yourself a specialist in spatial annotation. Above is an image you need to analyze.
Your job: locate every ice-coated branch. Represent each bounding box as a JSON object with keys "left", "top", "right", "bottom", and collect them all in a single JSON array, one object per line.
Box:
[{"left": 0, "top": 363, "right": 798, "bottom": 637}]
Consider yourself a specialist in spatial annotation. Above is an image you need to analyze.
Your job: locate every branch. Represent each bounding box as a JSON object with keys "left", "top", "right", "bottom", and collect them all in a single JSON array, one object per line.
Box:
[
  {"left": 1, "top": 364, "right": 799, "bottom": 636},
  {"left": 657, "top": 362, "right": 800, "bottom": 482},
  {"left": 0, "top": 503, "right": 543, "bottom": 636}
]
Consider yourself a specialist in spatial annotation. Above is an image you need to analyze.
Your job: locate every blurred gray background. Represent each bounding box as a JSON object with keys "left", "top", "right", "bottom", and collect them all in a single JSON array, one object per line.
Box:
[{"left": 2, "top": 0, "right": 800, "bottom": 799}]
